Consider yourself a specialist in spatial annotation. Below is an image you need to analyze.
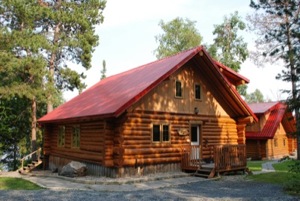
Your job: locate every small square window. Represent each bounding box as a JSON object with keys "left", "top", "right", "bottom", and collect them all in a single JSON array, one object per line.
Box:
[
  {"left": 195, "top": 84, "right": 201, "bottom": 100},
  {"left": 175, "top": 80, "right": 182, "bottom": 97},
  {"left": 58, "top": 126, "right": 65, "bottom": 147},
  {"left": 72, "top": 125, "right": 80, "bottom": 148}
]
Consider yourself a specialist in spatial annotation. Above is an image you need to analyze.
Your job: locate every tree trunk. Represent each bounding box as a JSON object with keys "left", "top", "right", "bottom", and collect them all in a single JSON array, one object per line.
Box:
[
  {"left": 285, "top": 12, "right": 299, "bottom": 160},
  {"left": 296, "top": 111, "right": 300, "bottom": 160},
  {"left": 31, "top": 98, "right": 37, "bottom": 160},
  {"left": 47, "top": 22, "right": 61, "bottom": 114}
]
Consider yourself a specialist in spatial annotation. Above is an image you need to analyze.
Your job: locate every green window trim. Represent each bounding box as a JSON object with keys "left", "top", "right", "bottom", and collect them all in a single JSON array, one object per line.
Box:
[
  {"left": 72, "top": 125, "right": 80, "bottom": 148},
  {"left": 58, "top": 126, "right": 65, "bottom": 147}
]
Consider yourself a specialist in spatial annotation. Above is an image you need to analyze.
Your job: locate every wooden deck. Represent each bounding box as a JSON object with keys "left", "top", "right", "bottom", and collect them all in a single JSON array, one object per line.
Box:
[{"left": 181, "top": 144, "right": 247, "bottom": 176}]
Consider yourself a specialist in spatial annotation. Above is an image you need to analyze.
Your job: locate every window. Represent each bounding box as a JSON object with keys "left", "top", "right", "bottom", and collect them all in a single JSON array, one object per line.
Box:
[
  {"left": 153, "top": 125, "right": 160, "bottom": 142},
  {"left": 274, "top": 139, "right": 278, "bottom": 147},
  {"left": 283, "top": 138, "right": 286, "bottom": 147},
  {"left": 195, "top": 84, "right": 201, "bottom": 100},
  {"left": 152, "top": 124, "right": 170, "bottom": 143},
  {"left": 175, "top": 80, "right": 182, "bottom": 97},
  {"left": 58, "top": 126, "right": 65, "bottom": 147},
  {"left": 191, "top": 126, "right": 198, "bottom": 144},
  {"left": 162, "top": 125, "right": 169, "bottom": 141},
  {"left": 72, "top": 125, "right": 80, "bottom": 148}
]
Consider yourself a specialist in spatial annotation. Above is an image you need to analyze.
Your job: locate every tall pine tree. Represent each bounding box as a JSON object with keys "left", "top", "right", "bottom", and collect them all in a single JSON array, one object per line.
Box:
[
  {"left": 36, "top": 0, "right": 106, "bottom": 113},
  {"left": 0, "top": 0, "right": 48, "bottom": 158},
  {"left": 249, "top": 0, "right": 300, "bottom": 159}
]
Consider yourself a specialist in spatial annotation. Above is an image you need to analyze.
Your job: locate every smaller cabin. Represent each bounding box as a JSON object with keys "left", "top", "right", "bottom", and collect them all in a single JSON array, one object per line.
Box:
[{"left": 246, "top": 102, "right": 297, "bottom": 160}]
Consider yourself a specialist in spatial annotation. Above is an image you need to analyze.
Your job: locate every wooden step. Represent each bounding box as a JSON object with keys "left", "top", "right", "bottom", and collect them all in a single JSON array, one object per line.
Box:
[
  {"left": 18, "top": 160, "right": 43, "bottom": 175},
  {"left": 193, "top": 167, "right": 215, "bottom": 178}
]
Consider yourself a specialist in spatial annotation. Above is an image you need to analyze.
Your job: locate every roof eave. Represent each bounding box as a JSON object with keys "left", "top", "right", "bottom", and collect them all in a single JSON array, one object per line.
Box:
[{"left": 38, "top": 113, "right": 115, "bottom": 124}]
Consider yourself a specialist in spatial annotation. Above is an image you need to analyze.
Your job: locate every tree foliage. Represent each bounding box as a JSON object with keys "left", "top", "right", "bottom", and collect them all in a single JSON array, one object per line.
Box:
[
  {"left": 245, "top": 89, "right": 265, "bottom": 103},
  {"left": 208, "top": 11, "right": 248, "bottom": 72},
  {"left": 154, "top": 17, "right": 202, "bottom": 59},
  {"left": 0, "top": 98, "right": 31, "bottom": 171},
  {"left": 0, "top": 0, "right": 105, "bottom": 168},
  {"left": 249, "top": 0, "right": 300, "bottom": 158},
  {"left": 35, "top": 0, "right": 106, "bottom": 112},
  {"left": 208, "top": 11, "right": 249, "bottom": 96}
]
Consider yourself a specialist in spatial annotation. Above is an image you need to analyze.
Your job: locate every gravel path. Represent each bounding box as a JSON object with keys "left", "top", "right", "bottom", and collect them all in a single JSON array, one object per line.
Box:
[{"left": 0, "top": 175, "right": 299, "bottom": 201}]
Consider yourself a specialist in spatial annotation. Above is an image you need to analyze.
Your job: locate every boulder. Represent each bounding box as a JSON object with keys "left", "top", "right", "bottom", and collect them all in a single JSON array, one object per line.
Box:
[{"left": 59, "top": 161, "right": 87, "bottom": 177}]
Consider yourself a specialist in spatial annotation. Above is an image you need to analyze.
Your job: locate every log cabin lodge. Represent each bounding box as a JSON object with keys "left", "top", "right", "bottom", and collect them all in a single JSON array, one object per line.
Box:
[{"left": 39, "top": 46, "right": 265, "bottom": 178}]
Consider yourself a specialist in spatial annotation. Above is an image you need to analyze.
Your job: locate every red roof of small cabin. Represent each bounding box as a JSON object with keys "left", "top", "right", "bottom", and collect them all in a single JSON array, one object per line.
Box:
[
  {"left": 246, "top": 102, "right": 295, "bottom": 139},
  {"left": 39, "top": 46, "right": 257, "bottom": 123}
]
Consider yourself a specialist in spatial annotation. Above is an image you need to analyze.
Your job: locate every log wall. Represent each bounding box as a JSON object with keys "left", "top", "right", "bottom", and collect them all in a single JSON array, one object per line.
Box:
[
  {"left": 114, "top": 110, "right": 240, "bottom": 168},
  {"left": 266, "top": 123, "right": 290, "bottom": 159},
  {"left": 44, "top": 120, "right": 107, "bottom": 168},
  {"left": 246, "top": 139, "right": 267, "bottom": 160}
]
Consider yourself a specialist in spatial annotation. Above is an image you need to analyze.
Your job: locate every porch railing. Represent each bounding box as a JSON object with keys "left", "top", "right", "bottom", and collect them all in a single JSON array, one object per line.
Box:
[
  {"left": 20, "top": 148, "right": 42, "bottom": 170},
  {"left": 214, "top": 144, "right": 246, "bottom": 172},
  {"left": 181, "top": 144, "right": 247, "bottom": 172},
  {"left": 181, "top": 145, "right": 202, "bottom": 170}
]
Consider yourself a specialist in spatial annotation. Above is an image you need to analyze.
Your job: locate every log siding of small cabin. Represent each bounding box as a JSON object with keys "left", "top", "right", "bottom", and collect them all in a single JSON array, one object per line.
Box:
[{"left": 246, "top": 102, "right": 297, "bottom": 160}]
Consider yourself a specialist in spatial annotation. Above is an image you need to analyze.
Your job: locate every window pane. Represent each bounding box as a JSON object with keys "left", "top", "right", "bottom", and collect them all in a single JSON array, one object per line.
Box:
[
  {"left": 162, "top": 125, "right": 169, "bottom": 141},
  {"left": 191, "top": 126, "right": 198, "bottom": 143},
  {"left": 195, "top": 84, "right": 201, "bottom": 99},
  {"left": 72, "top": 126, "right": 80, "bottom": 148},
  {"left": 58, "top": 126, "right": 65, "bottom": 147},
  {"left": 153, "top": 125, "right": 160, "bottom": 142},
  {"left": 175, "top": 81, "right": 182, "bottom": 97}
]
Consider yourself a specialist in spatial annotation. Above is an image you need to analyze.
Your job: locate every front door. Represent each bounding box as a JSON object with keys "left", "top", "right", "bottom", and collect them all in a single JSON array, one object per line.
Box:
[{"left": 191, "top": 125, "right": 201, "bottom": 159}]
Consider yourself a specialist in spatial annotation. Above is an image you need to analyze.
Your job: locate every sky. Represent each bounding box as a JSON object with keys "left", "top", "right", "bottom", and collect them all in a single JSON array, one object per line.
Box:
[{"left": 64, "top": 0, "right": 290, "bottom": 101}]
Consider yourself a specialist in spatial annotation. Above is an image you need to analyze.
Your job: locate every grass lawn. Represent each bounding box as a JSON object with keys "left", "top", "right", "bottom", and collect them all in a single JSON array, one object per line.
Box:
[
  {"left": 0, "top": 177, "right": 43, "bottom": 190},
  {"left": 247, "top": 159, "right": 300, "bottom": 196},
  {"left": 246, "top": 160, "right": 266, "bottom": 171},
  {"left": 273, "top": 159, "right": 296, "bottom": 172}
]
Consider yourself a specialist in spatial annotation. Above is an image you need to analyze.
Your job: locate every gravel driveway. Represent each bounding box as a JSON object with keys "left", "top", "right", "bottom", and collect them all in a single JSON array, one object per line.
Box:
[{"left": 0, "top": 175, "right": 299, "bottom": 201}]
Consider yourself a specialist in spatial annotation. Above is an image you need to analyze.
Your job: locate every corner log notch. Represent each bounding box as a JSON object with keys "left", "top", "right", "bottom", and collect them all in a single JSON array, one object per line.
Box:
[{"left": 237, "top": 116, "right": 254, "bottom": 144}]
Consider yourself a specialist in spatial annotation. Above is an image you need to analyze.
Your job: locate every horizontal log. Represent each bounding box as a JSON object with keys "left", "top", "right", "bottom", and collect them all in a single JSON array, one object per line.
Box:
[
  {"left": 123, "top": 147, "right": 182, "bottom": 155},
  {"left": 103, "top": 159, "right": 114, "bottom": 167},
  {"left": 51, "top": 150, "right": 103, "bottom": 163},
  {"left": 122, "top": 130, "right": 151, "bottom": 136},
  {"left": 123, "top": 152, "right": 181, "bottom": 159},
  {"left": 80, "top": 145, "right": 103, "bottom": 152},
  {"left": 122, "top": 156, "right": 181, "bottom": 166}
]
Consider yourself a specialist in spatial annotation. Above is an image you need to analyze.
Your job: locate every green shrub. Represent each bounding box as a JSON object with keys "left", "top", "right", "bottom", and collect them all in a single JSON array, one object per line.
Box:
[
  {"left": 282, "top": 160, "right": 300, "bottom": 195},
  {"left": 283, "top": 174, "right": 300, "bottom": 195}
]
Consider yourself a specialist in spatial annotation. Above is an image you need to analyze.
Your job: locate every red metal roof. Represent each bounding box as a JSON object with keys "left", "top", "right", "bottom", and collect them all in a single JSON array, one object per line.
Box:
[
  {"left": 39, "top": 46, "right": 256, "bottom": 123},
  {"left": 247, "top": 102, "right": 278, "bottom": 114},
  {"left": 246, "top": 102, "right": 288, "bottom": 139},
  {"left": 214, "top": 61, "right": 249, "bottom": 86}
]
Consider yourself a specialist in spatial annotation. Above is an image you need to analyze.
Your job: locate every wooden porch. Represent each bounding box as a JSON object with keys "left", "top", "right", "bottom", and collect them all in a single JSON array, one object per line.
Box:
[{"left": 181, "top": 144, "right": 247, "bottom": 178}]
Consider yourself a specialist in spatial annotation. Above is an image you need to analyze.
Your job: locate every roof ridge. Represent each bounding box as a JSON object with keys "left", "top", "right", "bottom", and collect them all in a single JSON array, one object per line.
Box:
[{"left": 100, "top": 46, "right": 203, "bottom": 82}]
